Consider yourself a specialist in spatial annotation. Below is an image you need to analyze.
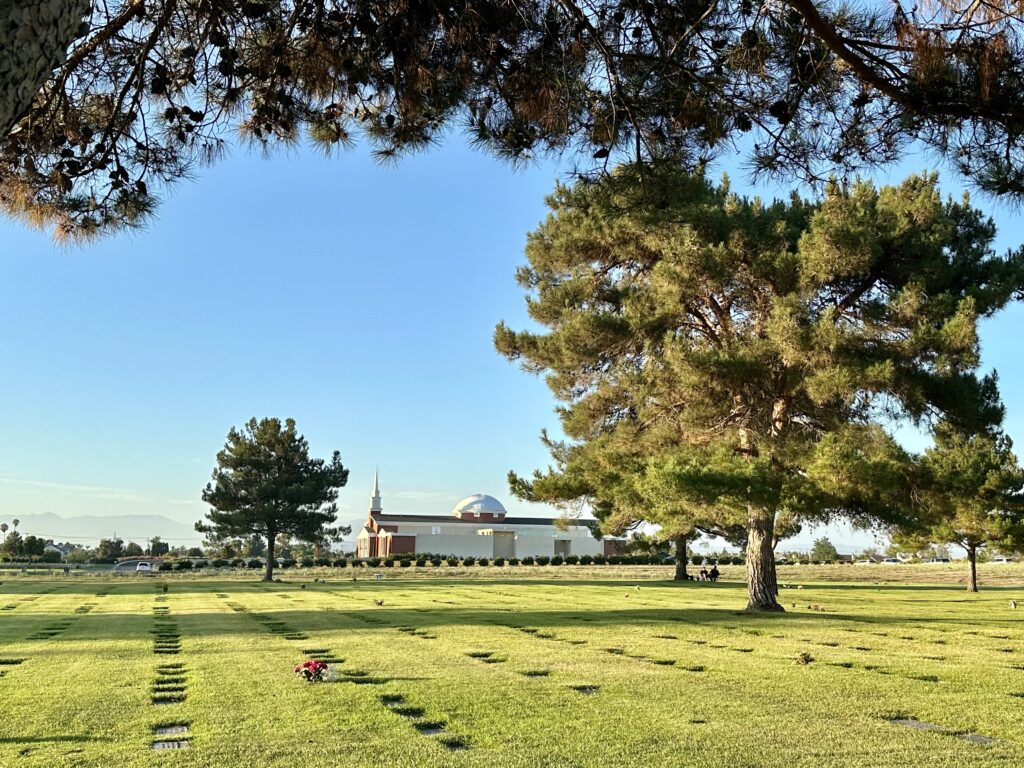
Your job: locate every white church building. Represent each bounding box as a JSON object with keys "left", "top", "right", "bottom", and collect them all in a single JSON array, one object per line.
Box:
[{"left": 354, "top": 472, "right": 611, "bottom": 559}]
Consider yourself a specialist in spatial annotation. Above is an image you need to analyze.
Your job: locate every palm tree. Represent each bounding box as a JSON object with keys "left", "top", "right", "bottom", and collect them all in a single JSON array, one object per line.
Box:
[{"left": 12, "top": 519, "right": 19, "bottom": 531}]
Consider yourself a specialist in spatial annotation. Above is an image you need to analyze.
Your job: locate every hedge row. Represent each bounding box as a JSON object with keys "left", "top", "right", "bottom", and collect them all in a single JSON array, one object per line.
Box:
[{"left": 149, "top": 553, "right": 720, "bottom": 571}]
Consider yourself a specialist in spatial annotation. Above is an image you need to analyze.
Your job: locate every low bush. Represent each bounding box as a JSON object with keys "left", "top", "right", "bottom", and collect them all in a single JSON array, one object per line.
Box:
[
  {"left": 247, "top": 559, "right": 262, "bottom": 569},
  {"left": 462, "top": 557, "right": 476, "bottom": 567},
  {"left": 521, "top": 556, "right": 535, "bottom": 565},
  {"left": 383, "top": 559, "right": 395, "bottom": 568},
  {"left": 493, "top": 558, "right": 505, "bottom": 566},
  {"left": 174, "top": 560, "right": 193, "bottom": 571},
  {"left": 565, "top": 555, "right": 579, "bottom": 565},
  {"left": 550, "top": 556, "right": 564, "bottom": 566},
  {"left": 535, "top": 556, "right": 550, "bottom": 566},
  {"left": 430, "top": 558, "right": 442, "bottom": 567},
  {"left": 279, "top": 559, "right": 295, "bottom": 569},
  {"left": 399, "top": 559, "right": 411, "bottom": 568},
  {"left": 592, "top": 555, "right": 606, "bottom": 565},
  {"left": 731, "top": 556, "right": 744, "bottom": 565},
  {"left": 446, "top": 557, "right": 459, "bottom": 567},
  {"left": 508, "top": 558, "right": 520, "bottom": 566},
  {"left": 579, "top": 555, "right": 593, "bottom": 565},
  {"left": 478, "top": 557, "right": 489, "bottom": 566},
  {"left": 211, "top": 559, "right": 228, "bottom": 568},
  {"left": 415, "top": 558, "right": 427, "bottom": 567},
  {"left": 158, "top": 561, "right": 173, "bottom": 572},
  {"left": 333, "top": 558, "right": 348, "bottom": 568},
  {"left": 691, "top": 555, "right": 703, "bottom": 566},
  {"left": 301, "top": 557, "right": 315, "bottom": 568},
  {"left": 315, "top": 558, "right": 331, "bottom": 567},
  {"left": 232, "top": 559, "right": 245, "bottom": 568},
  {"left": 367, "top": 558, "right": 381, "bottom": 567}
]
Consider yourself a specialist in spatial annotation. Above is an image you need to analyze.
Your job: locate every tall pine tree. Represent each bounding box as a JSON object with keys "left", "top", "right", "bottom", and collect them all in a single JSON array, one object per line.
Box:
[
  {"left": 496, "top": 166, "right": 1024, "bottom": 610},
  {"left": 197, "top": 417, "right": 349, "bottom": 582}
]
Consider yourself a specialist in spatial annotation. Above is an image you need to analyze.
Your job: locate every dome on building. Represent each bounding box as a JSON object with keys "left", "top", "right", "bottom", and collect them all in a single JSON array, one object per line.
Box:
[{"left": 452, "top": 494, "right": 507, "bottom": 518}]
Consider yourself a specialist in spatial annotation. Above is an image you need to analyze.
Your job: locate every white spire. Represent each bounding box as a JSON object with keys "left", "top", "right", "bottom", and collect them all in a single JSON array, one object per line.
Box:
[{"left": 369, "top": 468, "right": 382, "bottom": 513}]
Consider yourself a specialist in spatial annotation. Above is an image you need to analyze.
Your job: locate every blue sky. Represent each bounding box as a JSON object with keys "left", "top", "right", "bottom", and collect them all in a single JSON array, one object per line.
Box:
[{"left": 0, "top": 135, "right": 1021, "bottom": 553}]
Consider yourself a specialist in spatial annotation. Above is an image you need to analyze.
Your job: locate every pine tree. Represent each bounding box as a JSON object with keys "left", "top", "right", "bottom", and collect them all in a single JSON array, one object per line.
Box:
[
  {"left": 197, "top": 417, "right": 349, "bottom": 582},
  {"left": 496, "top": 165, "right": 1024, "bottom": 610},
  {"left": 913, "top": 421, "right": 1024, "bottom": 592},
  {"left": 7, "top": 0, "right": 1024, "bottom": 238}
]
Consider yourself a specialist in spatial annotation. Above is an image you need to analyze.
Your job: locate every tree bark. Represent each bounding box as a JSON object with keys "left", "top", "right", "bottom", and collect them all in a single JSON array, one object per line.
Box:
[
  {"left": 966, "top": 544, "right": 978, "bottom": 593},
  {"left": 746, "top": 506, "right": 783, "bottom": 611},
  {"left": 674, "top": 533, "right": 688, "bottom": 581},
  {"left": 263, "top": 530, "right": 276, "bottom": 582}
]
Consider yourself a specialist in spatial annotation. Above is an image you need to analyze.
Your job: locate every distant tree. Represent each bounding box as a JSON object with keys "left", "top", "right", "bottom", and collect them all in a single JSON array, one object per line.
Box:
[
  {"left": 914, "top": 422, "right": 1024, "bottom": 591},
  {"left": 810, "top": 537, "right": 839, "bottom": 563},
  {"left": 197, "top": 417, "right": 350, "bottom": 582},
  {"left": 96, "top": 538, "right": 124, "bottom": 561},
  {"left": 148, "top": 536, "right": 170, "bottom": 557},
  {"left": 11, "top": 0, "right": 1024, "bottom": 239},
  {"left": 241, "top": 536, "right": 266, "bottom": 559},
  {"left": 496, "top": 167, "right": 1024, "bottom": 611},
  {"left": 123, "top": 541, "right": 144, "bottom": 558}
]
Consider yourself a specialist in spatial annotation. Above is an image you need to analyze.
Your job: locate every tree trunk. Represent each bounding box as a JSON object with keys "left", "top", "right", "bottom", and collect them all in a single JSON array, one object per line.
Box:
[
  {"left": 966, "top": 544, "right": 978, "bottom": 593},
  {"left": 674, "top": 534, "right": 688, "bottom": 581},
  {"left": 745, "top": 506, "right": 783, "bottom": 611},
  {"left": 263, "top": 530, "right": 276, "bottom": 582}
]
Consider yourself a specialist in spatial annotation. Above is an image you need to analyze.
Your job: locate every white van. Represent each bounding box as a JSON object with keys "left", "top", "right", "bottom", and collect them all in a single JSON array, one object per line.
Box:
[{"left": 136, "top": 562, "right": 152, "bottom": 572}]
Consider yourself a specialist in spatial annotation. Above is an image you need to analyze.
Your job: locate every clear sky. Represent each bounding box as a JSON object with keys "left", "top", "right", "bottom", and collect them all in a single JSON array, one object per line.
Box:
[{"left": 1, "top": 135, "right": 1021, "bottom": 553}]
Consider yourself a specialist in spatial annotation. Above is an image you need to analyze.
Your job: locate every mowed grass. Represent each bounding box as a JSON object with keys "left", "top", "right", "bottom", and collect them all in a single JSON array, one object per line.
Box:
[{"left": 1, "top": 571, "right": 1023, "bottom": 767}]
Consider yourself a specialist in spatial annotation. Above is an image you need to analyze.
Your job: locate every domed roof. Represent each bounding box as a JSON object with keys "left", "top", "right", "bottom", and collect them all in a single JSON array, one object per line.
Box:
[{"left": 453, "top": 494, "right": 507, "bottom": 517}]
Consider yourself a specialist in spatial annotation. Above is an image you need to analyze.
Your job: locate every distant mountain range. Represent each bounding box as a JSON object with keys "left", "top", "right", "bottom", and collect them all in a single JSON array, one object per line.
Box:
[{"left": 4, "top": 512, "right": 204, "bottom": 546}]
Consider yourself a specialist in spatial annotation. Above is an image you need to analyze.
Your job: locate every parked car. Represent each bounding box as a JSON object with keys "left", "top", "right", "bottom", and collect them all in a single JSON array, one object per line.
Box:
[
  {"left": 880, "top": 557, "right": 901, "bottom": 564},
  {"left": 136, "top": 561, "right": 152, "bottom": 572},
  {"left": 854, "top": 559, "right": 877, "bottom": 565},
  {"left": 991, "top": 556, "right": 1015, "bottom": 564},
  {"left": 926, "top": 557, "right": 951, "bottom": 563}
]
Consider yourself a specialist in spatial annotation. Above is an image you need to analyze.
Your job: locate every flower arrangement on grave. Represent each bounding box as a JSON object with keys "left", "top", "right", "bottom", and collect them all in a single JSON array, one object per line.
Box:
[{"left": 293, "top": 659, "right": 332, "bottom": 682}]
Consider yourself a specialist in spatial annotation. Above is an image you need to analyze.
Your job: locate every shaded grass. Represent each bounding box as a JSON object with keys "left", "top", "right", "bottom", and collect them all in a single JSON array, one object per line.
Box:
[{"left": 0, "top": 575, "right": 1022, "bottom": 767}]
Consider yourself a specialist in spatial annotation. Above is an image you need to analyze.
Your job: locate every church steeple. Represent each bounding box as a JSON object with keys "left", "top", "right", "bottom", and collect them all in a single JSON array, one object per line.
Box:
[{"left": 369, "top": 468, "right": 382, "bottom": 513}]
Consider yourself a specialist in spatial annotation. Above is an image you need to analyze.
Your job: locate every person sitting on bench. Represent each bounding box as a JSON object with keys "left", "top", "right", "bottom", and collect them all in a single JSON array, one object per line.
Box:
[
  {"left": 708, "top": 565, "right": 720, "bottom": 583},
  {"left": 699, "top": 567, "right": 708, "bottom": 581}
]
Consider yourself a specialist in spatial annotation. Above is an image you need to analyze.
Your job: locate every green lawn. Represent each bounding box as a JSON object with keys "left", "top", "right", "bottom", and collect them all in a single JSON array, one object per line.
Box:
[{"left": 1, "top": 570, "right": 1022, "bottom": 767}]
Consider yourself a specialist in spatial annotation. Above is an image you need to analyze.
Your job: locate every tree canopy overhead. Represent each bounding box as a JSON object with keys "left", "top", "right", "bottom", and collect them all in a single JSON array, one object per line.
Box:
[
  {"left": 197, "top": 416, "right": 349, "bottom": 581},
  {"left": 5, "top": 0, "right": 1024, "bottom": 238},
  {"left": 496, "top": 166, "right": 1024, "bottom": 610}
]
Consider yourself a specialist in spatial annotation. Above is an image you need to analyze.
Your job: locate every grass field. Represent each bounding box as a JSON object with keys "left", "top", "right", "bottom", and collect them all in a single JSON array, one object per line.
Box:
[{"left": 1, "top": 569, "right": 1023, "bottom": 767}]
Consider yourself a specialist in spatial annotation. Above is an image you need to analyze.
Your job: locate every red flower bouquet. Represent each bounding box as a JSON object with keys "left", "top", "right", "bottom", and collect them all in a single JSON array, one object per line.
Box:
[{"left": 294, "top": 659, "right": 330, "bottom": 682}]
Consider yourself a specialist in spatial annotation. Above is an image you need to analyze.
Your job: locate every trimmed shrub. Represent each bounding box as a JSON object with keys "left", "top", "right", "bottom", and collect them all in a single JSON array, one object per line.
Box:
[
  {"left": 579, "top": 555, "right": 593, "bottom": 565},
  {"left": 415, "top": 558, "right": 427, "bottom": 567},
  {"left": 211, "top": 559, "right": 228, "bottom": 568},
  {"left": 478, "top": 557, "right": 489, "bottom": 566},
  {"left": 158, "top": 561, "right": 173, "bottom": 572},
  {"left": 247, "top": 559, "right": 262, "bottom": 569},
  {"left": 593, "top": 555, "right": 606, "bottom": 565},
  {"left": 550, "top": 556, "right": 564, "bottom": 566},
  {"left": 173, "top": 560, "right": 193, "bottom": 571},
  {"left": 691, "top": 555, "right": 703, "bottom": 566},
  {"left": 431, "top": 558, "right": 442, "bottom": 567},
  {"left": 301, "top": 557, "right": 315, "bottom": 568},
  {"left": 333, "top": 558, "right": 348, "bottom": 568},
  {"left": 565, "top": 555, "right": 579, "bottom": 565},
  {"left": 383, "top": 558, "right": 395, "bottom": 568},
  {"left": 508, "top": 558, "right": 520, "bottom": 566},
  {"left": 731, "top": 556, "right": 744, "bottom": 565},
  {"left": 493, "top": 558, "right": 505, "bottom": 567},
  {"left": 315, "top": 558, "right": 331, "bottom": 567},
  {"left": 367, "top": 557, "right": 381, "bottom": 567},
  {"left": 521, "top": 556, "right": 535, "bottom": 566},
  {"left": 462, "top": 557, "right": 476, "bottom": 567},
  {"left": 231, "top": 558, "right": 245, "bottom": 568},
  {"left": 535, "top": 556, "right": 550, "bottom": 566},
  {"left": 399, "top": 559, "right": 411, "bottom": 568},
  {"left": 446, "top": 557, "right": 459, "bottom": 567}
]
